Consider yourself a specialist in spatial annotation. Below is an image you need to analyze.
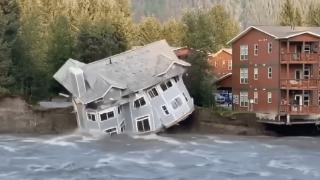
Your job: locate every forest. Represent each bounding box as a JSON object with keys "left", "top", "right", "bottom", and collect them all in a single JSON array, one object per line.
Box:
[{"left": 0, "top": 0, "right": 319, "bottom": 106}]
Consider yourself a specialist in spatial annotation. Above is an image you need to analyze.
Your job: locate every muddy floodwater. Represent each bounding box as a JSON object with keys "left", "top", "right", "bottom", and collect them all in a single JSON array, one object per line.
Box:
[{"left": 0, "top": 133, "right": 320, "bottom": 180}]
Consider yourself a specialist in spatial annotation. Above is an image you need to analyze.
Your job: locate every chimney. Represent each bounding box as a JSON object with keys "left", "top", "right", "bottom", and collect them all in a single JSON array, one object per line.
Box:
[{"left": 69, "top": 67, "right": 86, "bottom": 98}]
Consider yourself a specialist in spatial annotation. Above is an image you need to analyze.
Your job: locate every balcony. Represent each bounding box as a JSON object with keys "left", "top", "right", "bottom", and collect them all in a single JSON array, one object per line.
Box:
[
  {"left": 280, "top": 105, "right": 320, "bottom": 115},
  {"left": 280, "top": 79, "right": 318, "bottom": 90},
  {"left": 280, "top": 53, "right": 319, "bottom": 64}
]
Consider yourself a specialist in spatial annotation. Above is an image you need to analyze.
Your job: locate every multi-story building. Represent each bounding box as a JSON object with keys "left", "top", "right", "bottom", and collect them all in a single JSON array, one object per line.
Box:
[
  {"left": 208, "top": 48, "right": 232, "bottom": 78},
  {"left": 228, "top": 26, "right": 320, "bottom": 124},
  {"left": 54, "top": 40, "right": 194, "bottom": 135}
]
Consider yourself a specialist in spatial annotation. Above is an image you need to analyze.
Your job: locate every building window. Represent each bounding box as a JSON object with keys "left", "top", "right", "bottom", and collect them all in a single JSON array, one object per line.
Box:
[
  {"left": 254, "top": 91, "right": 258, "bottom": 104},
  {"left": 268, "top": 42, "right": 272, "bottom": 54},
  {"left": 136, "top": 116, "right": 151, "bottom": 132},
  {"left": 173, "top": 76, "right": 180, "bottom": 83},
  {"left": 148, "top": 88, "right": 159, "bottom": 98},
  {"left": 240, "top": 45, "right": 248, "bottom": 60},
  {"left": 228, "top": 61, "right": 232, "bottom": 70},
  {"left": 304, "top": 93, "right": 310, "bottom": 106},
  {"left": 118, "top": 105, "right": 122, "bottom": 114},
  {"left": 183, "top": 92, "right": 188, "bottom": 102},
  {"left": 171, "top": 97, "right": 183, "bottom": 110},
  {"left": 304, "top": 44, "right": 311, "bottom": 53},
  {"left": 160, "top": 80, "right": 173, "bottom": 91},
  {"left": 100, "top": 110, "right": 115, "bottom": 121},
  {"left": 120, "top": 121, "right": 125, "bottom": 132},
  {"left": 105, "top": 128, "right": 117, "bottom": 136},
  {"left": 267, "top": 92, "right": 272, "bottom": 103},
  {"left": 268, "top": 67, "right": 272, "bottom": 79},
  {"left": 254, "top": 44, "right": 258, "bottom": 56},
  {"left": 134, "top": 97, "right": 146, "bottom": 108},
  {"left": 87, "top": 113, "right": 96, "bottom": 121},
  {"left": 161, "top": 105, "right": 170, "bottom": 115},
  {"left": 240, "top": 91, "right": 249, "bottom": 107},
  {"left": 254, "top": 67, "right": 258, "bottom": 80},
  {"left": 240, "top": 68, "right": 248, "bottom": 84}
]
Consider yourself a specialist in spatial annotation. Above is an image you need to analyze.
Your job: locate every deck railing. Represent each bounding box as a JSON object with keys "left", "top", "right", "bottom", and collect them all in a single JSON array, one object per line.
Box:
[
  {"left": 280, "top": 105, "right": 320, "bottom": 114},
  {"left": 281, "top": 53, "right": 319, "bottom": 63},
  {"left": 280, "top": 79, "right": 318, "bottom": 89}
]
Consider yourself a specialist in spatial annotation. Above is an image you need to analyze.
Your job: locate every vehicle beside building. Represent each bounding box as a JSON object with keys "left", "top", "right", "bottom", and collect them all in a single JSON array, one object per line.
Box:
[
  {"left": 228, "top": 25, "right": 320, "bottom": 125},
  {"left": 53, "top": 40, "right": 194, "bottom": 135}
]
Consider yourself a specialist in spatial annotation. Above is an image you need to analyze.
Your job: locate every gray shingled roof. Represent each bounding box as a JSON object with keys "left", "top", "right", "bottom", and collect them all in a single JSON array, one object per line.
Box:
[
  {"left": 54, "top": 40, "right": 191, "bottom": 104},
  {"left": 228, "top": 26, "right": 320, "bottom": 44}
]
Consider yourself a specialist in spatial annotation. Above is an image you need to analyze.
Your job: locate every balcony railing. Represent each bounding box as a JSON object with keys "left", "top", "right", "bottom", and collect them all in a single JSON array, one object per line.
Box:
[
  {"left": 280, "top": 105, "right": 320, "bottom": 114},
  {"left": 280, "top": 79, "right": 318, "bottom": 89},
  {"left": 281, "top": 53, "right": 319, "bottom": 63}
]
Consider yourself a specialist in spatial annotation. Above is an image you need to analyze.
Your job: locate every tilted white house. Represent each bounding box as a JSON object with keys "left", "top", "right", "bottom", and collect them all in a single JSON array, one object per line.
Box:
[{"left": 53, "top": 40, "right": 194, "bottom": 135}]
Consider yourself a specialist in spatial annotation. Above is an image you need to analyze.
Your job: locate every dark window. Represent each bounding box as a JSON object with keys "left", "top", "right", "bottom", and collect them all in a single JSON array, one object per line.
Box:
[
  {"left": 100, "top": 110, "right": 114, "bottom": 121},
  {"left": 166, "top": 81, "right": 173, "bottom": 87},
  {"left": 173, "top": 76, "right": 180, "bottom": 83},
  {"left": 134, "top": 97, "right": 146, "bottom": 108},
  {"left": 87, "top": 113, "right": 96, "bottom": 121},
  {"left": 162, "top": 105, "right": 169, "bottom": 115},
  {"left": 118, "top": 105, "right": 122, "bottom": 114},
  {"left": 120, "top": 121, "right": 125, "bottom": 132},
  {"left": 148, "top": 88, "right": 159, "bottom": 98},
  {"left": 136, "top": 116, "right": 151, "bottom": 132},
  {"left": 105, "top": 128, "right": 117, "bottom": 136},
  {"left": 160, "top": 83, "right": 167, "bottom": 91},
  {"left": 183, "top": 93, "right": 188, "bottom": 102},
  {"left": 107, "top": 111, "right": 114, "bottom": 119},
  {"left": 100, "top": 113, "right": 108, "bottom": 121}
]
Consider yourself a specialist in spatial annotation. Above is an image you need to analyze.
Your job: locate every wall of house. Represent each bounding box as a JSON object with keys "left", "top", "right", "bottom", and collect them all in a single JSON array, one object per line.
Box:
[
  {"left": 208, "top": 51, "right": 232, "bottom": 78},
  {"left": 232, "top": 28, "right": 280, "bottom": 113}
]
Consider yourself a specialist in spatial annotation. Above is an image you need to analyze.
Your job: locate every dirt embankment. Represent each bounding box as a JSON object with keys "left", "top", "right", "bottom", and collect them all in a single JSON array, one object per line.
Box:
[
  {"left": 166, "top": 107, "right": 276, "bottom": 136},
  {"left": 0, "top": 96, "right": 77, "bottom": 134}
]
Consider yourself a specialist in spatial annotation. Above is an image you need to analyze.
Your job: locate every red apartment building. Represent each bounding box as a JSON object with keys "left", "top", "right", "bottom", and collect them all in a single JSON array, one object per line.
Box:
[
  {"left": 229, "top": 26, "right": 320, "bottom": 124},
  {"left": 208, "top": 48, "right": 232, "bottom": 78}
]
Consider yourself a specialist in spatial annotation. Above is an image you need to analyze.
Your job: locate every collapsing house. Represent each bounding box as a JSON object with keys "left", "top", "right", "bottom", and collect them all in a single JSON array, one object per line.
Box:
[{"left": 53, "top": 40, "right": 194, "bottom": 135}]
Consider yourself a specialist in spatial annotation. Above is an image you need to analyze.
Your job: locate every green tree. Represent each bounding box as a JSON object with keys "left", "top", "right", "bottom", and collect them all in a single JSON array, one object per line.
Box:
[
  {"left": 135, "top": 16, "right": 163, "bottom": 45},
  {"left": 47, "top": 15, "right": 73, "bottom": 94},
  {"left": 0, "top": 0, "right": 19, "bottom": 95},
  {"left": 306, "top": 3, "right": 320, "bottom": 26},
  {"left": 182, "top": 5, "right": 239, "bottom": 53},
  {"left": 183, "top": 51, "right": 214, "bottom": 107},
  {"left": 279, "top": 0, "right": 302, "bottom": 27},
  {"left": 162, "top": 18, "right": 185, "bottom": 47},
  {"left": 74, "top": 21, "right": 128, "bottom": 63}
]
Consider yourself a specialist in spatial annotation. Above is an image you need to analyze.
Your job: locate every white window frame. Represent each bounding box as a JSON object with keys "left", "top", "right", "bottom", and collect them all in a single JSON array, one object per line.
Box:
[
  {"left": 240, "top": 91, "right": 249, "bottom": 107},
  {"left": 161, "top": 105, "right": 170, "bottom": 115},
  {"left": 100, "top": 109, "right": 115, "bottom": 122},
  {"left": 104, "top": 127, "right": 117, "bottom": 136},
  {"left": 240, "top": 45, "right": 248, "bottom": 60},
  {"left": 228, "top": 61, "right": 232, "bottom": 70},
  {"left": 148, "top": 88, "right": 159, "bottom": 98},
  {"left": 253, "top": 44, "right": 258, "bottom": 56},
  {"left": 171, "top": 96, "right": 183, "bottom": 110},
  {"left": 120, "top": 120, "right": 126, "bottom": 132},
  {"left": 254, "top": 91, "right": 258, "bottom": 104},
  {"left": 268, "top": 42, "right": 272, "bottom": 54},
  {"left": 254, "top": 67, "right": 258, "bottom": 80},
  {"left": 268, "top": 67, "right": 272, "bottom": 79},
  {"left": 160, "top": 80, "right": 173, "bottom": 92},
  {"left": 240, "top": 68, "right": 248, "bottom": 84},
  {"left": 134, "top": 96, "right": 147, "bottom": 108},
  {"left": 87, "top": 112, "right": 96, "bottom": 121},
  {"left": 136, "top": 115, "right": 151, "bottom": 132},
  {"left": 267, "top": 92, "right": 272, "bottom": 103}
]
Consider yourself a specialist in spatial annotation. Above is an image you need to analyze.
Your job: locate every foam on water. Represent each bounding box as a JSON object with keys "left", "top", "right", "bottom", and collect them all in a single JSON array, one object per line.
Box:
[
  {"left": 0, "top": 144, "right": 16, "bottom": 152},
  {"left": 267, "top": 160, "right": 317, "bottom": 176},
  {"left": 131, "top": 134, "right": 183, "bottom": 145}
]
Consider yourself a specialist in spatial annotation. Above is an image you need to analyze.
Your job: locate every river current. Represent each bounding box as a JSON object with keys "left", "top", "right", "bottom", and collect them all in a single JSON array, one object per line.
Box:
[{"left": 0, "top": 132, "right": 320, "bottom": 180}]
